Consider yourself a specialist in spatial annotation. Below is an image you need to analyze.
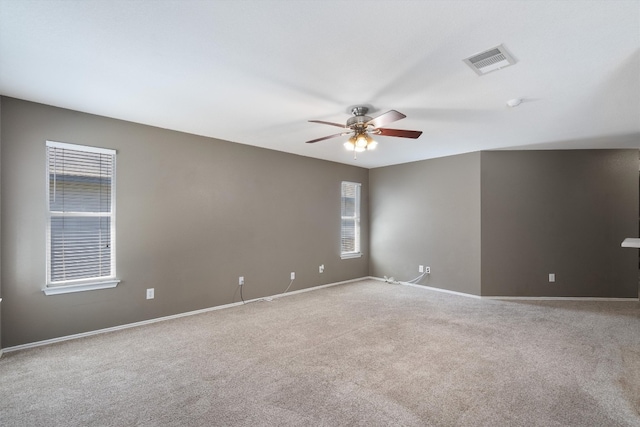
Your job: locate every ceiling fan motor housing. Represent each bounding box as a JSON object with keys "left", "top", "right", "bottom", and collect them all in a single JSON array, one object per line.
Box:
[{"left": 347, "top": 106, "right": 372, "bottom": 130}]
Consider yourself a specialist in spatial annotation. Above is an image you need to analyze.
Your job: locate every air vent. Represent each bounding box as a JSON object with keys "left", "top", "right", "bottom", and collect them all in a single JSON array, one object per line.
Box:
[{"left": 463, "top": 44, "right": 516, "bottom": 76}]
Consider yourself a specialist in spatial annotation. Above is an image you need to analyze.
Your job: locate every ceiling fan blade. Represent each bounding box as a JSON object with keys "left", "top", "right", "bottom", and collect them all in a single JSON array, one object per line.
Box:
[
  {"left": 366, "top": 110, "right": 406, "bottom": 128},
  {"left": 309, "top": 120, "right": 347, "bottom": 129},
  {"left": 376, "top": 128, "right": 423, "bottom": 139},
  {"left": 305, "top": 132, "right": 350, "bottom": 144}
]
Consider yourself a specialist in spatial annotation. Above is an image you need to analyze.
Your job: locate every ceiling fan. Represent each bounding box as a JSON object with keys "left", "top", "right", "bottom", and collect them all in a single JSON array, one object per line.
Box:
[{"left": 306, "top": 106, "right": 422, "bottom": 158}]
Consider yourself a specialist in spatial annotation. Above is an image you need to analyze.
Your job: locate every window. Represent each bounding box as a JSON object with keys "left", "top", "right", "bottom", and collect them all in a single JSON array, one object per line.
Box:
[
  {"left": 341, "top": 181, "right": 362, "bottom": 259},
  {"left": 45, "top": 141, "right": 119, "bottom": 295}
]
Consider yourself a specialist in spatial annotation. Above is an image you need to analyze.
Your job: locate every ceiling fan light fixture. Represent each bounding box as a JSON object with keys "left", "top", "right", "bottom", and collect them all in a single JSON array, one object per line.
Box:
[
  {"left": 306, "top": 106, "right": 421, "bottom": 157},
  {"left": 345, "top": 133, "right": 376, "bottom": 152}
]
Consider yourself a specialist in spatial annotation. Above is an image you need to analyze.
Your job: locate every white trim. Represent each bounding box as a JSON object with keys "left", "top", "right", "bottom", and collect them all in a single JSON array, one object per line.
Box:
[
  {"left": 110, "top": 152, "right": 117, "bottom": 280},
  {"left": 400, "top": 281, "right": 482, "bottom": 299},
  {"left": 341, "top": 181, "right": 361, "bottom": 257},
  {"left": 486, "top": 296, "right": 639, "bottom": 301},
  {"left": 15, "top": 276, "right": 636, "bottom": 353},
  {"left": 368, "top": 276, "right": 482, "bottom": 299},
  {"left": 340, "top": 252, "right": 362, "bottom": 260},
  {"left": 5, "top": 277, "right": 368, "bottom": 353},
  {"left": 266, "top": 276, "right": 364, "bottom": 300},
  {"left": 45, "top": 141, "right": 117, "bottom": 287},
  {"left": 43, "top": 280, "right": 120, "bottom": 295},
  {"left": 369, "top": 276, "right": 639, "bottom": 301},
  {"left": 621, "top": 237, "right": 640, "bottom": 248},
  {"left": 46, "top": 140, "right": 116, "bottom": 155}
]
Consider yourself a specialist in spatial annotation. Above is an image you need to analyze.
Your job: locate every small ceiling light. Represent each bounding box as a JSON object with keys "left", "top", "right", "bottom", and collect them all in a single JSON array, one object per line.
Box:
[
  {"left": 506, "top": 98, "right": 522, "bottom": 108},
  {"left": 355, "top": 134, "right": 368, "bottom": 148}
]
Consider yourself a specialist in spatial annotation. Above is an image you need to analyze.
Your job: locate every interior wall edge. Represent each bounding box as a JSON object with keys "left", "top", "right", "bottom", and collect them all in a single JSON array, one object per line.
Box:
[{"left": 0, "top": 96, "right": 370, "bottom": 348}]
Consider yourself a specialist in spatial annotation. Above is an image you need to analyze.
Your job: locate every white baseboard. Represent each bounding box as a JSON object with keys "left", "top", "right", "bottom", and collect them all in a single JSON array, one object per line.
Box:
[
  {"left": 3, "top": 277, "right": 369, "bottom": 354},
  {"left": 6, "top": 276, "right": 634, "bottom": 354},
  {"left": 368, "top": 276, "right": 482, "bottom": 299},
  {"left": 369, "top": 276, "right": 639, "bottom": 301},
  {"left": 263, "top": 276, "right": 365, "bottom": 300},
  {"left": 402, "top": 281, "right": 482, "bottom": 299},
  {"left": 486, "top": 296, "right": 639, "bottom": 301}
]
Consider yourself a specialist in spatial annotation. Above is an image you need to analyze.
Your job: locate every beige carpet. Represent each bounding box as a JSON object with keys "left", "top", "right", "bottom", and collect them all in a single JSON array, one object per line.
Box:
[{"left": 1, "top": 279, "right": 639, "bottom": 426}]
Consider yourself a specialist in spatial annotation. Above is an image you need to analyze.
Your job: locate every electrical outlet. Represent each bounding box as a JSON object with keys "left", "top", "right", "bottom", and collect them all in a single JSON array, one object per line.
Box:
[
  {"left": 425, "top": 266, "right": 431, "bottom": 274},
  {"left": 319, "top": 264, "right": 324, "bottom": 273},
  {"left": 290, "top": 272, "right": 295, "bottom": 280},
  {"left": 549, "top": 273, "right": 555, "bottom": 283},
  {"left": 419, "top": 265, "right": 424, "bottom": 273},
  {"left": 146, "top": 288, "right": 154, "bottom": 299},
  {"left": 239, "top": 276, "right": 244, "bottom": 286}
]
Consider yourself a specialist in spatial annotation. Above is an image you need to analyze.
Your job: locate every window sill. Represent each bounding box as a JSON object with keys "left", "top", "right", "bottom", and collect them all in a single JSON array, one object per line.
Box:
[
  {"left": 43, "top": 280, "right": 121, "bottom": 295},
  {"left": 341, "top": 252, "right": 362, "bottom": 260}
]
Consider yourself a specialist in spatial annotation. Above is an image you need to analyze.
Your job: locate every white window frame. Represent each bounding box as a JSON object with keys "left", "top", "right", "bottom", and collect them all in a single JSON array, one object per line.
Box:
[
  {"left": 341, "top": 181, "right": 362, "bottom": 259},
  {"left": 44, "top": 141, "right": 120, "bottom": 295}
]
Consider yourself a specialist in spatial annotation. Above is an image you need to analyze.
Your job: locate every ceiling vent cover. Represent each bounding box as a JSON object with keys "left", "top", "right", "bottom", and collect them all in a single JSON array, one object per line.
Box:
[{"left": 463, "top": 44, "right": 516, "bottom": 75}]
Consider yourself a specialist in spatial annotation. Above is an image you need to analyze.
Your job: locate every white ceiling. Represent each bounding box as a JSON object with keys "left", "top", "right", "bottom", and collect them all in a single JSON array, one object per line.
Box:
[{"left": 0, "top": 0, "right": 638, "bottom": 169}]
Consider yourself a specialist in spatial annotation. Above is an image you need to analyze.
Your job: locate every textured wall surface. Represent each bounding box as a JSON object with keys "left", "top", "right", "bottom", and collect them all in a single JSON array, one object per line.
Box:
[{"left": 1, "top": 97, "right": 369, "bottom": 347}]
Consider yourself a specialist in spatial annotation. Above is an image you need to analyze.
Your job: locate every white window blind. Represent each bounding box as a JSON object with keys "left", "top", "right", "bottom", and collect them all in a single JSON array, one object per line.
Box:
[
  {"left": 46, "top": 141, "right": 117, "bottom": 288},
  {"left": 341, "top": 181, "right": 361, "bottom": 258}
]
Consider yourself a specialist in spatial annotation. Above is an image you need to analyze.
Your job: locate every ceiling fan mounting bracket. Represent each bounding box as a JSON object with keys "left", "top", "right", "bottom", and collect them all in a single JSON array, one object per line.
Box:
[{"left": 351, "top": 106, "right": 369, "bottom": 116}]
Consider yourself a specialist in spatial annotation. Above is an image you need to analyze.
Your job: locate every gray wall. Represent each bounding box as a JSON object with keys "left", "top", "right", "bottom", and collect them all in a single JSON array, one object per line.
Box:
[
  {"left": 3, "top": 97, "right": 637, "bottom": 348},
  {"left": 0, "top": 97, "right": 369, "bottom": 347},
  {"left": 369, "top": 149, "right": 638, "bottom": 298},
  {"left": 0, "top": 98, "right": 2, "bottom": 352},
  {"left": 481, "top": 150, "right": 638, "bottom": 297},
  {"left": 369, "top": 153, "right": 482, "bottom": 295}
]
